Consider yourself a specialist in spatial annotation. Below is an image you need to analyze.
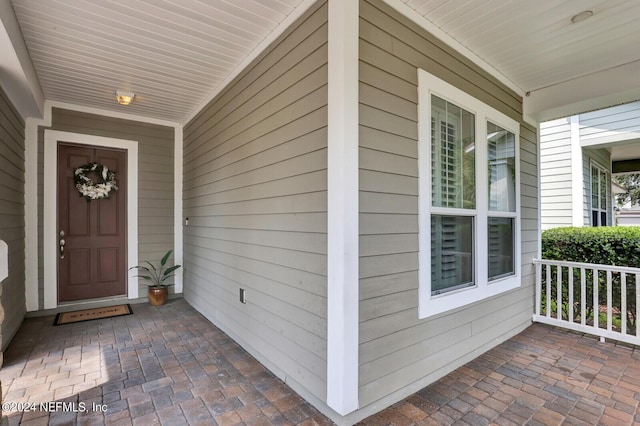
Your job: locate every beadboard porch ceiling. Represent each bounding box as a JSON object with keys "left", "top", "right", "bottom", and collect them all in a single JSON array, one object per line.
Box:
[{"left": 6, "top": 0, "right": 640, "bottom": 123}]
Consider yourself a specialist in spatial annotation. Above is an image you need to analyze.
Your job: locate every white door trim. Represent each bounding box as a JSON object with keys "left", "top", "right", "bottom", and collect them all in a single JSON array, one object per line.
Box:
[{"left": 43, "top": 130, "right": 139, "bottom": 309}]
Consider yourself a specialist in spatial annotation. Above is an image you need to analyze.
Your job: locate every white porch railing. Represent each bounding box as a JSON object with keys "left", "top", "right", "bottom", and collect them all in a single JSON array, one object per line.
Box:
[{"left": 533, "top": 259, "right": 640, "bottom": 346}]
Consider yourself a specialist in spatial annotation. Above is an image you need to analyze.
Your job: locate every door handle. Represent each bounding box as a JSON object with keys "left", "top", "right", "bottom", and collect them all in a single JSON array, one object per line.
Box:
[{"left": 59, "top": 233, "right": 65, "bottom": 259}]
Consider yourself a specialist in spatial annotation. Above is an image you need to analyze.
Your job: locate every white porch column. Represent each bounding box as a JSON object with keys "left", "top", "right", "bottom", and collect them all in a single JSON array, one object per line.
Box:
[{"left": 326, "top": 0, "right": 359, "bottom": 415}]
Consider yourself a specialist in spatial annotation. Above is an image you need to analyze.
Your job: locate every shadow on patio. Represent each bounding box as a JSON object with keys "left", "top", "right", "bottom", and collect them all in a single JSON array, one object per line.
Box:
[{"left": 1, "top": 299, "right": 639, "bottom": 425}]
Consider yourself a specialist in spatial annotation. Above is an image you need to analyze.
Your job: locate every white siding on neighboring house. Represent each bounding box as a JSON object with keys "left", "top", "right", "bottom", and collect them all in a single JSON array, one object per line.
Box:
[
  {"left": 578, "top": 102, "right": 636, "bottom": 227},
  {"left": 579, "top": 101, "right": 640, "bottom": 147},
  {"left": 617, "top": 209, "right": 640, "bottom": 226},
  {"left": 356, "top": 0, "right": 537, "bottom": 415},
  {"left": 540, "top": 117, "right": 574, "bottom": 229},
  {"left": 182, "top": 1, "right": 328, "bottom": 407},
  {"left": 541, "top": 107, "right": 618, "bottom": 230}
]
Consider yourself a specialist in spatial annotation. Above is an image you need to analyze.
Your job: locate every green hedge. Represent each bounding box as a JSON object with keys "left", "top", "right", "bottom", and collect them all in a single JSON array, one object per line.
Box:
[{"left": 542, "top": 226, "right": 640, "bottom": 267}]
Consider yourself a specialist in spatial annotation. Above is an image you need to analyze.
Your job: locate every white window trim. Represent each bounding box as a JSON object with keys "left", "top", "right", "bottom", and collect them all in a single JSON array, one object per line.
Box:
[
  {"left": 589, "top": 160, "right": 609, "bottom": 226},
  {"left": 417, "top": 69, "right": 521, "bottom": 319}
]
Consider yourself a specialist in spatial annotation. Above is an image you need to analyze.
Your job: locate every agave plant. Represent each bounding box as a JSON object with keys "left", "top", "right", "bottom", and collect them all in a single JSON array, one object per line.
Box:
[{"left": 129, "top": 250, "right": 181, "bottom": 288}]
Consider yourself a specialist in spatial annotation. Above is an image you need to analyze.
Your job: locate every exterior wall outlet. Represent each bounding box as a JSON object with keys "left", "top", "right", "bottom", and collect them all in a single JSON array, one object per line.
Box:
[{"left": 239, "top": 288, "right": 247, "bottom": 304}]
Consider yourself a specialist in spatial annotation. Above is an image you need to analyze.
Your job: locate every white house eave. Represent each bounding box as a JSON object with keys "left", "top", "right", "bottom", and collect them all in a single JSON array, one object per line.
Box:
[
  {"left": 0, "top": 0, "right": 44, "bottom": 119},
  {"left": 524, "top": 60, "right": 640, "bottom": 123},
  {"left": 380, "top": 0, "right": 640, "bottom": 127}
]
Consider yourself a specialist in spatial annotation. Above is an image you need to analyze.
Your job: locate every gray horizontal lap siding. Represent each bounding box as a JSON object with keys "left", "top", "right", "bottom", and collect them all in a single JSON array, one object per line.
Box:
[
  {"left": 37, "top": 108, "right": 175, "bottom": 307},
  {"left": 0, "top": 87, "right": 26, "bottom": 351},
  {"left": 182, "top": 2, "right": 328, "bottom": 402},
  {"left": 358, "top": 0, "right": 537, "bottom": 407}
]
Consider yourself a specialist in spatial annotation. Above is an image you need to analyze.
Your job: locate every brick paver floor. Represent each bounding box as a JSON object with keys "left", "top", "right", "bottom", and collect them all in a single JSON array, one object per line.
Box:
[
  {"left": 0, "top": 299, "right": 332, "bottom": 425},
  {"left": 360, "top": 323, "right": 640, "bottom": 426},
  {"left": 1, "top": 298, "right": 639, "bottom": 425}
]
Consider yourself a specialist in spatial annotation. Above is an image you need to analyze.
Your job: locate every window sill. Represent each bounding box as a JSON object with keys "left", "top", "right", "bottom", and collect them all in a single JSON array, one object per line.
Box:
[{"left": 418, "top": 275, "right": 521, "bottom": 319}]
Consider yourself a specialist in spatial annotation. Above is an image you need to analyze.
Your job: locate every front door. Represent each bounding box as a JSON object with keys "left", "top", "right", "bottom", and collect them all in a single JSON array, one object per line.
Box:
[{"left": 57, "top": 143, "right": 127, "bottom": 302}]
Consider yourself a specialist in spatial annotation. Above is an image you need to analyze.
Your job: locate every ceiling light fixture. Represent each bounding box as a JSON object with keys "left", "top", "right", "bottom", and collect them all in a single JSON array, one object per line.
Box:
[
  {"left": 115, "top": 91, "right": 135, "bottom": 105},
  {"left": 571, "top": 10, "right": 593, "bottom": 24}
]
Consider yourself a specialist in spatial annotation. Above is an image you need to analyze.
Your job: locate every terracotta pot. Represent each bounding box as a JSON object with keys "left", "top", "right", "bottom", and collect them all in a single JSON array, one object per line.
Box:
[{"left": 148, "top": 287, "right": 168, "bottom": 306}]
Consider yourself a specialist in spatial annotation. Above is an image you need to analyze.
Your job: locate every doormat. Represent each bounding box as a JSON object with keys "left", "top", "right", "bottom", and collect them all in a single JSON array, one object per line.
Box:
[{"left": 54, "top": 304, "right": 133, "bottom": 326}]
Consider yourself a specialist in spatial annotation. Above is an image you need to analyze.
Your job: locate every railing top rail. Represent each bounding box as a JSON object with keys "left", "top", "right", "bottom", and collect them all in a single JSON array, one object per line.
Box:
[{"left": 534, "top": 258, "right": 640, "bottom": 274}]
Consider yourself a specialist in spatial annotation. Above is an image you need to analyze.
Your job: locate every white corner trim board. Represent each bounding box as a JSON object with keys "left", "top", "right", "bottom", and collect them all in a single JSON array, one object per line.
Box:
[
  {"left": 326, "top": 0, "right": 359, "bottom": 416},
  {"left": 43, "top": 130, "right": 139, "bottom": 309}
]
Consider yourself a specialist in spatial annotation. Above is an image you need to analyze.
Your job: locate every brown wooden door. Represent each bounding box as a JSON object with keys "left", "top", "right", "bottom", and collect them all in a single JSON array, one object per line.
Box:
[{"left": 57, "top": 143, "right": 127, "bottom": 302}]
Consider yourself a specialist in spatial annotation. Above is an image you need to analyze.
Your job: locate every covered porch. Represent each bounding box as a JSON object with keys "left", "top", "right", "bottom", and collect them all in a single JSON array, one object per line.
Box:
[
  {"left": 2, "top": 0, "right": 640, "bottom": 423},
  {"left": 1, "top": 299, "right": 638, "bottom": 426}
]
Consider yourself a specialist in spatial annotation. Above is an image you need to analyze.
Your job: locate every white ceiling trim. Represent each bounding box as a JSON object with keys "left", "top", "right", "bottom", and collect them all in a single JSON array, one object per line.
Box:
[
  {"left": 381, "top": 0, "right": 525, "bottom": 98},
  {"left": 47, "top": 100, "right": 181, "bottom": 128},
  {"left": 182, "top": 0, "right": 319, "bottom": 125}
]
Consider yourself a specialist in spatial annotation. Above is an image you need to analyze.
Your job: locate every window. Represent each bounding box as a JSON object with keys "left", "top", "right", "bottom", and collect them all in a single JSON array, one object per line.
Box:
[
  {"left": 430, "top": 95, "right": 476, "bottom": 295},
  {"left": 487, "top": 122, "right": 517, "bottom": 281},
  {"left": 591, "top": 163, "right": 608, "bottom": 226},
  {"left": 418, "top": 69, "right": 521, "bottom": 318}
]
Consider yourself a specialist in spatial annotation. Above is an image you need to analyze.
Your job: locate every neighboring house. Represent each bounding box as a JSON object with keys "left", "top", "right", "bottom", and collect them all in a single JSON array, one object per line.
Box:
[
  {"left": 617, "top": 208, "right": 640, "bottom": 226},
  {"left": 612, "top": 175, "right": 640, "bottom": 226},
  {"left": 540, "top": 101, "right": 640, "bottom": 230},
  {"left": 615, "top": 180, "right": 640, "bottom": 225},
  {"left": 1, "top": 0, "right": 640, "bottom": 424}
]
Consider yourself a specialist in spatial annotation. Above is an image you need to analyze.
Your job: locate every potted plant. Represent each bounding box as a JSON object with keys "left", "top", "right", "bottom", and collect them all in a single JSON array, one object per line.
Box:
[{"left": 130, "top": 250, "right": 181, "bottom": 306}]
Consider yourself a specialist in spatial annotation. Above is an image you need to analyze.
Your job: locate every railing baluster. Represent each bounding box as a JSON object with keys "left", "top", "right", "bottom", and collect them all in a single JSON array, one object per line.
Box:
[
  {"left": 581, "top": 267, "right": 586, "bottom": 326},
  {"left": 607, "top": 270, "right": 612, "bottom": 332},
  {"left": 622, "top": 273, "right": 627, "bottom": 335},
  {"left": 636, "top": 273, "right": 640, "bottom": 338},
  {"left": 535, "top": 261, "right": 541, "bottom": 316},
  {"left": 546, "top": 264, "right": 551, "bottom": 318},
  {"left": 557, "top": 265, "right": 562, "bottom": 320},
  {"left": 593, "top": 268, "right": 599, "bottom": 330},
  {"left": 568, "top": 266, "right": 574, "bottom": 323}
]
